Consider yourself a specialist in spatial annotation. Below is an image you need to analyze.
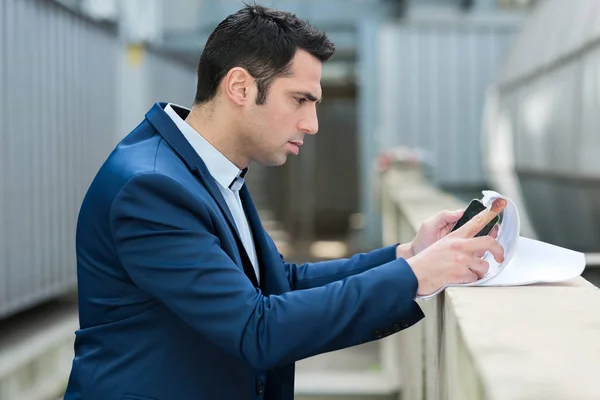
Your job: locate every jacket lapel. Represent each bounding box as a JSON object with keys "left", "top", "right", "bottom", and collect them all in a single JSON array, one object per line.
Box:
[
  {"left": 196, "top": 171, "right": 260, "bottom": 288},
  {"left": 240, "top": 184, "right": 287, "bottom": 294},
  {"left": 145, "top": 102, "right": 259, "bottom": 288}
]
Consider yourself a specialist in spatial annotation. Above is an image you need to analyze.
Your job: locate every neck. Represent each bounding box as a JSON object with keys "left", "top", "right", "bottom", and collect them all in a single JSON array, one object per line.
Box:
[{"left": 184, "top": 102, "right": 249, "bottom": 169}]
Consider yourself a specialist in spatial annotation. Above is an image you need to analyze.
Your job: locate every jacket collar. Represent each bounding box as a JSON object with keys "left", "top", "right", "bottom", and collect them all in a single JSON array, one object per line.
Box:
[
  {"left": 163, "top": 103, "right": 248, "bottom": 190},
  {"left": 145, "top": 102, "right": 211, "bottom": 176}
]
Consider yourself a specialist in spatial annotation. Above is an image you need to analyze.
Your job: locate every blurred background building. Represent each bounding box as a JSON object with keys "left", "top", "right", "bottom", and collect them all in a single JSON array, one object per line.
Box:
[{"left": 5, "top": 0, "right": 600, "bottom": 399}]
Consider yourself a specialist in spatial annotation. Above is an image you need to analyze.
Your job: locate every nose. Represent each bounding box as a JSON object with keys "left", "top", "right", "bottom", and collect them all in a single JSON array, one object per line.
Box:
[{"left": 298, "top": 108, "right": 319, "bottom": 135}]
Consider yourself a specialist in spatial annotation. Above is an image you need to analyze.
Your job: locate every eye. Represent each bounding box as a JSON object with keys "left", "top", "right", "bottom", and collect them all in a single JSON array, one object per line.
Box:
[{"left": 295, "top": 97, "right": 307, "bottom": 105}]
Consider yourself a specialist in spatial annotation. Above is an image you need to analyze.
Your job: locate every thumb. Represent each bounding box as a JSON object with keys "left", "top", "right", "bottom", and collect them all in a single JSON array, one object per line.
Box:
[
  {"left": 438, "top": 210, "right": 463, "bottom": 237},
  {"left": 440, "top": 209, "right": 463, "bottom": 226}
]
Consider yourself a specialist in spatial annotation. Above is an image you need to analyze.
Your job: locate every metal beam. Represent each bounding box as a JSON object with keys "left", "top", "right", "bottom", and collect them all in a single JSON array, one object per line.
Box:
[
  {"left": 191, "top": 0, "right": 401, "bottom": 31},
  {"left": 157, "top": 0, "right": 401, "bottom": 84},
  {"left": 161, "top": 28, "right": 358, "bottom": 59},
  {"left": 159, "top": 0, "right": 404, "bottom": 58}
]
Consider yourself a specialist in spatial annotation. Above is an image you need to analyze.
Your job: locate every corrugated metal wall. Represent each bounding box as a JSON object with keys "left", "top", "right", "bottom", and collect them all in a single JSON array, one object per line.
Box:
[
  {"left": 357, "top": 14, "right": 521, "bottom": 249},
  {"left": 377, "top": 17, "right": 517, "bottom": 187},
  {"left": 0, "top": 0, "right": 198, "bottom": 319},
  {"left": 116, "top": 46, "right": 197, "bottom": 143},
  {"left": 0, "top": 0, "right": 118, "bottom": 318},
  {"left": 146, "top": 49, "right": 196, "bottom": 109},
  {"left": 483, "top": 0, "right": 600, "bottom": 252}
]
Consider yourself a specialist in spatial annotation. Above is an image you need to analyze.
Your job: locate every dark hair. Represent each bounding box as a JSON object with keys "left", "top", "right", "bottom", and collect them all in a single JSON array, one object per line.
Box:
[{"left": 194, "top": 3, "right": 335, "bottom": 105}]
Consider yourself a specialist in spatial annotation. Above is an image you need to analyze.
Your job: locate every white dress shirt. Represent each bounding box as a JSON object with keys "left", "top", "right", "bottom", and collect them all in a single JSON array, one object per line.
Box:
[{"left": 164, "top": 103, "right": 260, "bottom": 282}]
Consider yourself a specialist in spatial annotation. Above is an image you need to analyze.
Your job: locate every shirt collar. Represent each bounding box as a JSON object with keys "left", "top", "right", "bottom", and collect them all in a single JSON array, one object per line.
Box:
[{"left": 164, "top": 103, "right": 247, "bottom": 189}]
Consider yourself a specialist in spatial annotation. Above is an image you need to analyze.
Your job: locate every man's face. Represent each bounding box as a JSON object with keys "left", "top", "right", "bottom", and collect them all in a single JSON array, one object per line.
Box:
[{"left": 241, "top": 50, "right": 322, "bottom": 166}]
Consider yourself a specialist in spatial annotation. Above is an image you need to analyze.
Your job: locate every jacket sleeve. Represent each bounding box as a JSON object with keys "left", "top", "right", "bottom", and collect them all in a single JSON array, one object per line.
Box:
[
  {"left": 110, "top": 173, "right": 425, "bottom": 371},
  {"left": 279, "top": 244, "right": 401, "bottom": 290}
]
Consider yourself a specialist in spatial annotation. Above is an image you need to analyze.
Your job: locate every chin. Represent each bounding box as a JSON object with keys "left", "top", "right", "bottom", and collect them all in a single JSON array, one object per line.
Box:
[
  {"left": 270, "top": 157, "right": 288, "bottom": 167},
  {"left": 260, "top": 154, "right": 289, "bottom": 167},
  {"left": 254, "top": 146, "right": 295, "bottom": 166}
]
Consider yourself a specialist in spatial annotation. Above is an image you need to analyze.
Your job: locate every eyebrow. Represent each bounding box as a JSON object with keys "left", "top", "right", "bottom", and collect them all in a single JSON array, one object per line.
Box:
[{"left": 293, "top": 91, "right": 322, "bottom": 104}]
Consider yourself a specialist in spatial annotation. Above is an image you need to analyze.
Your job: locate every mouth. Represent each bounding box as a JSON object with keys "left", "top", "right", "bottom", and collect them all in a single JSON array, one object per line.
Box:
[{"left": 288, "top": 141, "right": 303, "bottom": 155}]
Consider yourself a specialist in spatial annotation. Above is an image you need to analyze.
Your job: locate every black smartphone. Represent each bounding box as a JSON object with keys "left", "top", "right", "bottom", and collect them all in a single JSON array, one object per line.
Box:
[{"left": 450, "top": 199, "right": 499, "bottom": 237}]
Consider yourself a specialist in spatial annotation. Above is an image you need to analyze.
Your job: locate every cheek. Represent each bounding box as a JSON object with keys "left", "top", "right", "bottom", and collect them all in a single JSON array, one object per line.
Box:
[
  {"left": 266, "top": 101, "right": 292, "bottom": 122},
  {"left": 263, "top": 109, "right": 297, "bottom": 141},
  {"left": 252, "top": 98, "right": 299, "bottom": 146}
]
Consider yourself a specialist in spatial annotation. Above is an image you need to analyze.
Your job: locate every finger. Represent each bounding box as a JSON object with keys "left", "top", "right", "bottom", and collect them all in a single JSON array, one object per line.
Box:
[
  {"left": 437, "top": 209, "right": 464, "bottom": 227},
  {"left": 459, "top": 270, "right": 479, "bottom": 284},
  {"left": 468, "top": 257, "right": 490, "bottom": 279},
  {"left": 489, "top": 224, "right": 500, "bottom": 239},
  {"left": 463, "top": 236, "right": 505, "bottom": 263},
  {"left": 453, "top": 199, "right": 506, "bottom": 238},
  {"left": 474, "top": 226, "right": 498, "bottom": 256},
  {"left": 424, "top": 209, "right": 462, "bottom": 232},
  {"left": 436, "top": 210, "right": 465, "bottom": 238}
]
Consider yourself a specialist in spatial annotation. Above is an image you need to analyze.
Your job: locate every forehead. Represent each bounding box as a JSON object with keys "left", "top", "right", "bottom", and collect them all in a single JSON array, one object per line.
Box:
[{"left": 274, "top": 50, "right": 322, "bottom": 95}]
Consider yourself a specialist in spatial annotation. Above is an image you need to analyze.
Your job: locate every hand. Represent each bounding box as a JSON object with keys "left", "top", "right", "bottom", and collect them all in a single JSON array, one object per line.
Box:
[
  {"left": 397, "top": 209, "right": 465, "bottom": 259},
  {"left": 406, "top": 199, "right": 507, "bottom": 296},
  {"left": 474, "top": 223, "right": 500, "bottom": 258}
]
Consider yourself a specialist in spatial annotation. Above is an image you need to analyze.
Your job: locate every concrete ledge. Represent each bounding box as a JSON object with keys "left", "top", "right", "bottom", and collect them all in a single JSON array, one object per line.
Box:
[
  {"left": 295, "top": 371, "right": 399, "bottom": 396},
  {"left": 0, "top": 297, "right": 78, "bottom": 400},
  {"left": 380, "top": 167, "right": 600, "bottom": 400},
  {"left": 445, "top": 277, "right": 600, "bottom": 400},
  {"left": 294, "top": 338, "right": 401, "bottom": 399}
]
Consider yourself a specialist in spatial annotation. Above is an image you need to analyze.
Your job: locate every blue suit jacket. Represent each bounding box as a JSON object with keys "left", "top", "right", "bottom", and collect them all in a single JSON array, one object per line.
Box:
[{"left": 64, "top": 102, "right": 424, "bottom": 400}]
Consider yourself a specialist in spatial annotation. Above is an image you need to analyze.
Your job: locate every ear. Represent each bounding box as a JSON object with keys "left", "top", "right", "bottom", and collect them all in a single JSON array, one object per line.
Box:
[{"left": 223, "top": 67, "right": 253, "bottom": 106}]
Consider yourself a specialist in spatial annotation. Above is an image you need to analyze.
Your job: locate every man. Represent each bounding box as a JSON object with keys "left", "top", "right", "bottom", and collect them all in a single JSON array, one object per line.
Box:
[{"left": 64, "top": 4, "right": 505, "bottom": 400}]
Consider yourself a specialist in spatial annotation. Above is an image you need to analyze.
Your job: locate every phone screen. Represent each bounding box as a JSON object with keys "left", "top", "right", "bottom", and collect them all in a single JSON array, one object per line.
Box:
[{"left": 450, "top": 199, "right": 499, "bottom": 237}]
